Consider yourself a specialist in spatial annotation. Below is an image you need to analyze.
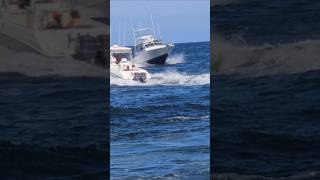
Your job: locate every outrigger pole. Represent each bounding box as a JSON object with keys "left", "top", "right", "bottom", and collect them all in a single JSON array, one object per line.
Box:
[{"left": 150, "top": 14, "right": 156, "bottom": 39}]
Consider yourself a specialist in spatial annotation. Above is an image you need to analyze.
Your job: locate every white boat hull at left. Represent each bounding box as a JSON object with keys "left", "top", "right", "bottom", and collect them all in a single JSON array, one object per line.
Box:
[
  {"left": 0, "top": 0, "right": 109, "bottom": 67},
  {"left": 110, "top": 45, "right": 151, "bottom": 83}
]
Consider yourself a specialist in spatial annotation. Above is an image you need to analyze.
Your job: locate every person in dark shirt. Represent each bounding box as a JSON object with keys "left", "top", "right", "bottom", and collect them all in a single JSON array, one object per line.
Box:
[{"left": 46, "top": 11, "right": 63, "bottom": 29}]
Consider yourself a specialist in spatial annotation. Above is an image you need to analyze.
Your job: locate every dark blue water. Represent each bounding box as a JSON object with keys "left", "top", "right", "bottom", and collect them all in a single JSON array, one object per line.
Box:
[
  {"left": 111, "top": 42, "right": 210, "bottom": 179},
  {"left": 213, "top": 0, "right": 320, "bottom": 179},
  {"left": 0, "top": 75, "right": 108, "bottom": 179}
]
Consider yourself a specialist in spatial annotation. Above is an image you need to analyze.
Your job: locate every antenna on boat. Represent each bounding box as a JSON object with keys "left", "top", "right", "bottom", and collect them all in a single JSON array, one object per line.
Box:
[
  {"left": 123, "top": 23, "right": 126, "bottom": 46},
  {"left": 118, "top": 23, "right": 121, "bottom": 45},
  {"left": 132, "top": 27, "right": 137, "bottom": 53},
  {"left": 157, "top": 23, "right": 162, "bottom": 40},
  {"left": 150, "top": 14, "right": 156, "bottom": 38}
]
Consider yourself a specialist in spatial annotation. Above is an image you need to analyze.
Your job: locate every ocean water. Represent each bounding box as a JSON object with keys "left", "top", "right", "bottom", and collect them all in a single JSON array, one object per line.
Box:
[
  {"left": 0, "top": 43, "right": 109, "bottom": 179},
  {"left": 213, "top": 0, "right": 320, "bottom": 179},
  {"left": 110, "top": 42, "right": 210, "bottom": 179}
]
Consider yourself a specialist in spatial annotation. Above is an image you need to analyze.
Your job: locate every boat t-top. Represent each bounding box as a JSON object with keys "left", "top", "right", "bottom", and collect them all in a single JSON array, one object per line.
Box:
[
  {"left": 0, "top": 0, "right": 108, "bottom": 66},
  {"left": 132, "top": 27, "right": 174, "bottom": 65},
  {"left": 110, "top": 45, "right": 151, "bottom": 83}
]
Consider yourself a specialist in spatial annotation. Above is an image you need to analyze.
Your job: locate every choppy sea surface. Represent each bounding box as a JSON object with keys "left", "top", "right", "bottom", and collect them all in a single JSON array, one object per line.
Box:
[
  {"left": 0, "top": 41, "right": 109, "bottom": 179},
  {"left": 110, "top": 42, "right": 210, "bottom": 179},
  {"left": 213, "top": 0, "right": 320, "bottom": 179}
]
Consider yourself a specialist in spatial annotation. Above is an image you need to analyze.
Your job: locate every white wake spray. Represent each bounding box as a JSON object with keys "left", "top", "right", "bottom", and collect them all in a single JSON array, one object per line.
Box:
[
  {"left": 213, "top": 37, "right": 320, "bottom": 77},
  {"left": 165, "top": 54, "right": 185, "bottom": 65},
  {"left": 110, "top": 71, "right": 210, "bottom": 86}
]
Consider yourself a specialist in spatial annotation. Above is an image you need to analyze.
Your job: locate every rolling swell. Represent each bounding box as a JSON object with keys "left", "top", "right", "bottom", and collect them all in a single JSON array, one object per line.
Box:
[
  {"left": 0, "top": 76, "right": 108, "bottom": 179},
  {"left": 214, "top": 172, "right": 320, "bottom": 180},
  {"left": 0, "top": 140, "right": 107, "bottom": 179},
  {"left": 214, "top": 70, "right": 320, "bottom": 176},
  {"left": 111, "top": 42, "right": 210, "bottom": 178},
  {"left": 213, "top": 38, "right": 320, "bottom": 77}
]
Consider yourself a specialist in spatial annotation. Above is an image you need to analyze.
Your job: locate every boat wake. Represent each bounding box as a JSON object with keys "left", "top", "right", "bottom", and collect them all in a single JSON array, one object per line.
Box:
[
  {"left": 110, "top": 71, "right": 209, "bottom": 86},
  {"left": 0, "top": 46, "right": 106, "bottom": 77},
  {"left": 214, "top": 37, "right": 320, "bottom": 77},
  {"left": 165, "top": 54, "right": 185, "bottom": 65}
]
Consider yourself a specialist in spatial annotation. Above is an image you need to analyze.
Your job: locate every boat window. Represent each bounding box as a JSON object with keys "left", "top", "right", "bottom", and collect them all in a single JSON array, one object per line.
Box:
[
  {"left": 145, "top": 44, "right": 155, "bottom": 48},
  {"left": 112, "top": 53, "right": 131, "bottom": 60},
  {"left": 16, "top": 0, "right": 30, "bottom": 9}
]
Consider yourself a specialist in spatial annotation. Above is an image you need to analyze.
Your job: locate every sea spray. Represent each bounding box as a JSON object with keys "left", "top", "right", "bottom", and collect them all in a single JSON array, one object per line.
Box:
[
  {"left": 213, "top": 38, "right": 320, "bottom": 77},
  {"left": 166, "top": 54, "right": 185, "bottom": 65},
  {"left": 110, "top": 70, "right": 209, "bottom": 86}
]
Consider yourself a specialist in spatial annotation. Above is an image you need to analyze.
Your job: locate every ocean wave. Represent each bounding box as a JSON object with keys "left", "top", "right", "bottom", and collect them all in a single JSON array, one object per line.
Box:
[
  {"left": 0, "top": 46, "right": 107, "bottom": 77},
  {"left": 164, "top": 115, "right": 210, "bottom": 123},
  {"left": 0, "top": 140, "right": 107, "bottom": 179},
  {"left": 214, "top": 171, "right": 320, "bottom": 180},
  {"left": 111, "top": 71, "right": 210, "bottom": 86},
  {"left": 213, "top": 0, "right": 244, "bottom": 6},
  {"left": 112, "top": 168, "right": 209, "bottom": 180},
  {"left": 213, "top": 37, "right": 320, "bottom": 77}
]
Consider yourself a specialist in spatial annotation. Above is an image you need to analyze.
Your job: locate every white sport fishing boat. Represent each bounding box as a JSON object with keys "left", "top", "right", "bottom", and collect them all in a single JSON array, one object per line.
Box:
[
  {"left": 0, "top": 0, "right": 108, "bottom": 66},
  {"left": 110, "top": 45, "right": 151, "bottom": 83},
  {"left": 133, "top": 27, "right": 174, "bottom": 65}
]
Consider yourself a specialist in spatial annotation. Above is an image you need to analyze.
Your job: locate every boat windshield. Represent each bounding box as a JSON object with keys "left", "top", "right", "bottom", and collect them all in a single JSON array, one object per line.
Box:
[
  {"left": 112, "top": 52, "right": 131, "bottom": 60},
  {"left": 144, "top": 41, "right": 162, "bottom": 48}
]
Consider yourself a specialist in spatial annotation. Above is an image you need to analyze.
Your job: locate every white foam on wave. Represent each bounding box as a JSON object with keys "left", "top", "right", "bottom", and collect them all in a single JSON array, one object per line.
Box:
[
  {"left": 166, "top": 115, "right": 210, "bottom": 122},
  {"left": 214, "top": 36, "right": 320, "bottom": 77},
  {"left": 110, "top": 70, "right": 210, "bottom": 86},
  {"left": 0, "top": 46, "right": 107, "bottom": 77},
  {"left": 165, "top": 54, "right": 185, "bottom": 65}
]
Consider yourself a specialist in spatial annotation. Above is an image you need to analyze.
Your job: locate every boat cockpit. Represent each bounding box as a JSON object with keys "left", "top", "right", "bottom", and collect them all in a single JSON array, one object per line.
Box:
[
  {"left": 111, "top": 52, "right": 132, "bottom": 63},
  {"left": 1, "top": 0, "right": 93, "bottom": 30}
]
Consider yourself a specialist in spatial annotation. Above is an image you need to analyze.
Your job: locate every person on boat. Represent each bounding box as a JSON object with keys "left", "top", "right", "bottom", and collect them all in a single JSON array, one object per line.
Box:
[
  {"left": 115, "top": 55, "right": 121, "bottom": 64},
  {"left": 46, "top": 11, "right": 63, "bottom": 29},
  {"left": 65, "top": 10, "right": 82, "bottom": 28}
]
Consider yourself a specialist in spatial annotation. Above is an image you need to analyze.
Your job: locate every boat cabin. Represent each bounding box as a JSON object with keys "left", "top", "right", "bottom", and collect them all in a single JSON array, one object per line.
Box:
[
  {"left": 110, "top": 45, "right": 133, "bottom": 64},
  {"left": 133, "top": 28, "right": 164, "bottom": 52}
]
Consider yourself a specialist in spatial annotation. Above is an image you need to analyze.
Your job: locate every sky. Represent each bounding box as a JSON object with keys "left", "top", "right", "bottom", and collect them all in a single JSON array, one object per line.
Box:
[{"left": 111, "top": 0, "right": 210, "bottom": 46}]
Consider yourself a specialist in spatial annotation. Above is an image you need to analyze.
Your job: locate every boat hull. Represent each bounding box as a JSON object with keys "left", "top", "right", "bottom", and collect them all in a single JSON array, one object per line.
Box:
[
  {"left": 147, "top": 53, "right": 168, "bottom": 64},
  {"left": 133, "top": 44, "right": 173, "bottom": 65},
  {"left": 0, "top": 21, "right": 107, "bottom": 56},
  {"left": 0, "top": 20, "right": 108, "bottom": 67},
  {"left": 110, "top": 63, "right": 151, "bottom": 83}
]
